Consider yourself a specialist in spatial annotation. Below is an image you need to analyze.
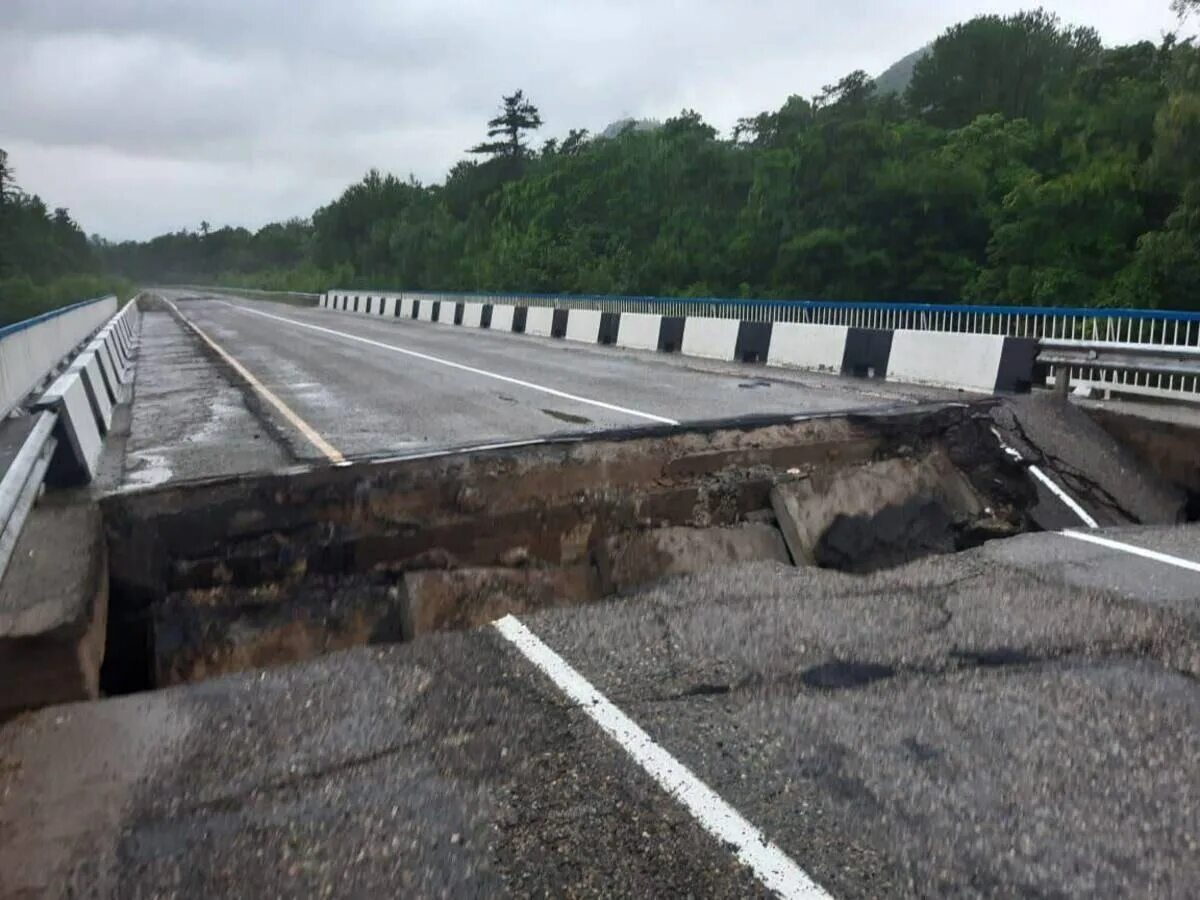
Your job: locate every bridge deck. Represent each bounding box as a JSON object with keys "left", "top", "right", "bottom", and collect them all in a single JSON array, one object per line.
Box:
[
  {"left": 119, "top": 291, "right": 950, "bottom": 486},
  {"left": 1, "top": 290, "right": 1197, "bottom": 898}
]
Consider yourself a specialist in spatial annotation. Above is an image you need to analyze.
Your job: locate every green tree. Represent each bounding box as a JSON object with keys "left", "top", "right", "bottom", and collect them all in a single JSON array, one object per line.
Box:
[
  {"left": 734, "top": 95, "right": 813, "bottom": 148},
  {"left": 967, "top": 157, "right": 1147, "bottom": 306},
  {"left": 469, "top": 90, "right": 543, "bottom": 159},
  {"left": 0, "top": 148, "right": 130, "bottom": 324},
  {"left": 1108, "top": 38, "right": 1200, "bottom": 310},
  {"left": 0, "top": 149, "right": 16, "bottom": 204},
  {"left": 560, "top": 128, "right": 589, "bottom": 155},
  {"left": 816, "top": 70, "right": 877, "bottom": 113},
  {"left": 907, "top": 10, "right": 1101, "bottom": 128},
  {"left": 88, "top": 14, "right": 1200, "bottom": 315}
]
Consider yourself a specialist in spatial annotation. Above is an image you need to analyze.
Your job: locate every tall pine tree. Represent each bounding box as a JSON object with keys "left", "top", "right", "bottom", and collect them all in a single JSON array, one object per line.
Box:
[{"left": 469, "top": 90, "right": 543, "bottom": 159}]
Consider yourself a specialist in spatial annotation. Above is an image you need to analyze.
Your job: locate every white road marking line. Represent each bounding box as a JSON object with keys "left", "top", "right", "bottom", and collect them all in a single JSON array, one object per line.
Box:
[
  {"left": 221, "top": 301, "right": 681, "bottom": 426},
  {"left": 989, "top": 427, "right": 1098, "bottom": 528},
  {"left": 493, "top": 614, "right": 832, "bottom": 900},
  {"left": 1058, "top": 530, "right": 1200, "bottom": 574},
  {"left": 372, "top": 437, "right": 550, "bottom": 465},
  {"left": 161, "top": 297, "right": 347, "bottom": 465},
  {"left": 1025, "top": 465, "right": 1099, "bottom": 529}
]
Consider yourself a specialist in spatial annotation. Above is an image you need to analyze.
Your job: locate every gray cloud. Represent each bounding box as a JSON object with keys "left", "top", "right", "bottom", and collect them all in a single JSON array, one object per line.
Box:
[{"left": 0, "top": 0, "right": 1185, "bottom": 239}]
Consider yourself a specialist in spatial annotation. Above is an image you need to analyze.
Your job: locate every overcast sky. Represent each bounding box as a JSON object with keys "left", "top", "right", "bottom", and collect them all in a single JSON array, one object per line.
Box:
[{"left": 0, "top": 1, "right": 1187, "bottom": 241}]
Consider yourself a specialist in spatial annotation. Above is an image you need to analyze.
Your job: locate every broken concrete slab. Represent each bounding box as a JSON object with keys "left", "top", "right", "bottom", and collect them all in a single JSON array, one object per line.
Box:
[
  {"left": 597, "top": 523, "right": 790, "bottom": 593},
  {"left": 992, "top": 394, "right": 1187, "bottom": 528},
  {"left": 0, "top": 501, "right": 107, "bottom": 717},
  {"left": 97, "top": 402, "right": 1052, "bottom": 690},
  {"left": 769, "top": 450, "right": 1013, "bottom": 571},
  {"left": 402, "top": 565, "right": 602, "bottom": 636}
]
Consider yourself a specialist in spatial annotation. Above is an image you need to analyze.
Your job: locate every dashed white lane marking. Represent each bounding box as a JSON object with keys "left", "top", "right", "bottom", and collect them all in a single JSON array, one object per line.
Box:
[
  {"left": 989, "top": 427, "right": 1099, "bottom": 528},
  {"left": 493, "top": 614, "right": 832, "bottom": 900},
  {"left": 1058, "top": 530, "right": 1200, "bottom": 574},
  {"left": 221, "top": 302, "right": 681, "bottom": 426},
  {"left": 162, "top": 297, "right": 347, "bottom": 464}
]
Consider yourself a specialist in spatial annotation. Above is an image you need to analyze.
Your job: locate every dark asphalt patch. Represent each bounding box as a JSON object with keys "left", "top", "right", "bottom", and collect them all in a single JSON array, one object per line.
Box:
[
  {"left": 801, "top": 661, "right": 897, "bottom": 690},
  {"left": 680, "top": 682, "right": 733, "bottom": 697},
  {"left": 950, "top": 647, "right": 1039, "bottom": 668}
]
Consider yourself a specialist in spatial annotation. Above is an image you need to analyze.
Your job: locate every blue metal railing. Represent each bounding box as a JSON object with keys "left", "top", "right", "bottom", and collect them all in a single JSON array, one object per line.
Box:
[
  {"left": 331, "top": 288, "right": 1199, "bottom": 340},
  {"left": 0, "top": 294, "right": 117, "bottom": 341}
]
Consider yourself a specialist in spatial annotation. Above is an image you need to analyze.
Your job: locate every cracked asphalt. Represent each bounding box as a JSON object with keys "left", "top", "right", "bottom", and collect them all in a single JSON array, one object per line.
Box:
[
  {"left": 1, "top": 292, "right": 1197, "bottom": 898},
  {"left": 3, "top": 524, "right": 1198, "bottom": 898},
  {"left": 989, "top": 395, "right": 1187, "bottom": 529}
]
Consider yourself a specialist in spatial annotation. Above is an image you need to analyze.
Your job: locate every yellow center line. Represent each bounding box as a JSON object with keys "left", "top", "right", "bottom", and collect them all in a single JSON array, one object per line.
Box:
[{"left": 160, "top": 296, "right": 347, "bottom": 465}]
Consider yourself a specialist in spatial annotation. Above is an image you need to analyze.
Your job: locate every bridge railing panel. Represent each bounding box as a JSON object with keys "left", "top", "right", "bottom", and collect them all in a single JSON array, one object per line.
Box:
[
  {"left": 329, "top": 288, "right": 1200, "bottom": 402},
  {"left": 0, "top": 295, "right": 119, "bottom": 420}
]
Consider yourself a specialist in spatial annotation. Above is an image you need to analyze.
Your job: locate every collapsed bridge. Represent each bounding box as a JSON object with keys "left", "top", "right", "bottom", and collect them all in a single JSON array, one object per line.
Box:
[{"left": 1, "top": 288, "right": 1197, "bottom": 898}]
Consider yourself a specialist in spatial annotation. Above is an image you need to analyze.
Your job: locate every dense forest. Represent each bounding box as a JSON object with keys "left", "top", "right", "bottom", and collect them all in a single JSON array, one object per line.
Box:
[
  {"left": 8, "top": 6, "right": 1200, "bottom": 324},
  {"left": 0, "top": 150, "right": 131, "bottom": 325}
]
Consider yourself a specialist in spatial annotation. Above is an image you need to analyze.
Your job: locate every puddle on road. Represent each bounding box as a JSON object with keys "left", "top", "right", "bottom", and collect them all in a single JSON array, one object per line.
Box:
[
  {"left": 98, "top": 402, "right": 1039, "bottom": 693},
  {"left": 123, "top": 451, "right": 174, "bottom": 490}
]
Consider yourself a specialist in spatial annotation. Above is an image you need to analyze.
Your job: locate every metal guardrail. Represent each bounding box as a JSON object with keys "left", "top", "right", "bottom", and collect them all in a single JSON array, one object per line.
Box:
[
  {"left": 0, "top": 414, "right": 57, "bottom": 558},
  {"left": 1037, "top": 340, "right": 1200, "bottom": 401},
  {"left": 334, "top": 288, "right": 1199, "bottom": 403},
  {"left": 0, "top": 412, "right": 58, "bottom": 583},
  {"left": 0, "top": 295, "right": 139, "bottom": 586}
]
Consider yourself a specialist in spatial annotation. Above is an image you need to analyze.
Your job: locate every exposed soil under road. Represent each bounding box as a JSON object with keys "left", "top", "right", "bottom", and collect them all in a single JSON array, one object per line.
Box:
[{"left": 98, "top": 400, "right": 1050, "bottom": 691}]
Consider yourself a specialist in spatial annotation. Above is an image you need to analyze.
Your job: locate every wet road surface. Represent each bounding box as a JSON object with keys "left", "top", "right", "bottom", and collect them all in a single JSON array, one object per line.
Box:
[
  {"left": 2, "top": 291, "right": 1197, "bottom": 898},
  {"left": 119, "top": 291, "right": 943, "bottom": 487}
]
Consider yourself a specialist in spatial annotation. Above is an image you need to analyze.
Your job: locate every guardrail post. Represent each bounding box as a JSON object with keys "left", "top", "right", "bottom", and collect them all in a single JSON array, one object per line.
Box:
[{"left": 1054, "top": 366, "right": 1071, "bottom": 403}]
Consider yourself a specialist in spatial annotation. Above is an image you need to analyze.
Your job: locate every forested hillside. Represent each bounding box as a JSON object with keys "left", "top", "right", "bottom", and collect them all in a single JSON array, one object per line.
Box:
[
  {"left": 874, "top": 46, "right": 930, "bottom": 96},
  {"left": 81, "top": 8, "right": 1200, "bottom": 311}
]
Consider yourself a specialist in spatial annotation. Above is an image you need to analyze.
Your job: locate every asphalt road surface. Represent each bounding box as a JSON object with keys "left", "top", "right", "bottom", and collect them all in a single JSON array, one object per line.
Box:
[
  {"left": 1, "top": 521, "right": 1197, "bottom": 897},
  {"left": 116, "top": 290, "right": 945, "bottom": 488},
  {"left": 2, "top": 291, "right": 1197, "bottom": 898}
]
